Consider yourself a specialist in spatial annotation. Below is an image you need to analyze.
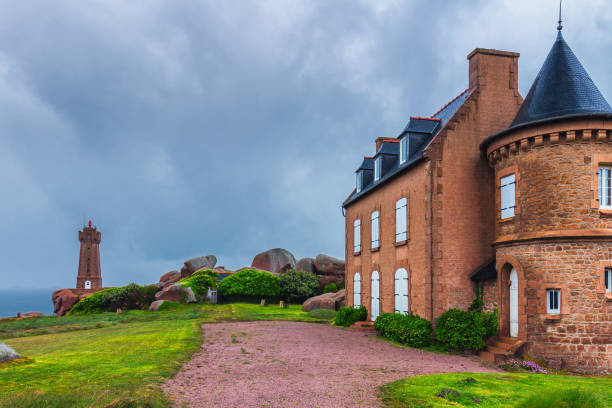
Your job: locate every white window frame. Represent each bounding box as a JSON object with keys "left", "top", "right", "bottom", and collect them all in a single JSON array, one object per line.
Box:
[
  {"left": 599, "top": 166, "right": 612, "bottom": 209},
  {"left": 356, "top": 171, "right": 363, "bottom": 193},
  {"left": 546, "top": 289, "right": 560, "bottom": 314},
  {"left": 395, "top": 198, "right": 407, "bottom": 242},
  {"left": 374, "top": 157, "right": 381, "bottom": 181},
  {"left": 400, "top": 137, "right": 408, "bottom": 164},
  {"left": 85, "top": 280, "right": 91, "bottom": 289},
  {"left": 500, "top": 173, "right": 516, "bottom": 219},
  {"left": 353, "top": 218, "right": 361, "bottom": 253},
  {"left": 371, "top": 211, "right": 380, "bottom": 249},
  {"left": 605, "top": 268, "right": 611, "bottom": 294}
]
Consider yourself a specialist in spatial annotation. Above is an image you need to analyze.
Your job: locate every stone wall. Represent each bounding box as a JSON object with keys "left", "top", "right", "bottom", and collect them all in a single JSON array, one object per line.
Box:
[
  {"left": 496, "top": 243, "right": 611, "bottom": 374},
  {"left": 482, "top": 279, "right": 498, "bottom": 313}
]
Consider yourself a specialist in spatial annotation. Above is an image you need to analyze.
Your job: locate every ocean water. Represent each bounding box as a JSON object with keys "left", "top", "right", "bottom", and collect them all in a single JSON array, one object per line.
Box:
[{"left": 0, "top": 289, "right": 55, "bottom": 318}]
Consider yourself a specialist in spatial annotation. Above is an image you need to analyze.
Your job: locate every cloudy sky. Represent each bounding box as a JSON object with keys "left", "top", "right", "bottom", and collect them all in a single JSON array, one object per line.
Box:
[{"left": 2, "top": 0, "right": 612, "bottom": 290}]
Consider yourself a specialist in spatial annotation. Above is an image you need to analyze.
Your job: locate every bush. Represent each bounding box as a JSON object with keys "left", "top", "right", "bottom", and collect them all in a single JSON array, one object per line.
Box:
[
  {"left": 322, "top": 280, "right": 345, "bottom": 294},
  {"left": 157, "top": 300, "right": 180, "bottom": 311},
  {"left": 69, "top": 283, "right": 157, "bottom": 315},
  {"left": 435, "top": 308, "right": 499, "bottom": 351},
  {"left": 308, "top": 309, "right": 337, "bottom": 320},
  {"left": 279, "top": 269, "right": 320, "bottom": 303},
  {"left": 374, "top": 313, "right": 432, "bottom": 348},
  {"left": 517, "top": 388, "right": 604, "bottom": 408},
  {"left": 217, "top": 269, "right": 281, "bottom": 298},
  {"left": 333, "top": 306, "right": 367, "bottom": 327},
  {"left": 178, "top": 269, "right": 219, "bottom": 299}
]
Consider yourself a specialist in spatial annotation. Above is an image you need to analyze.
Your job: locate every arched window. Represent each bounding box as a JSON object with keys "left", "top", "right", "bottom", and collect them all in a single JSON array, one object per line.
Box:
[
  {"left": 353, "top": 272, "right": 361, "bottom": 308},
  {"left": 371, "top": 271, "right": 380, "bottom": 321},
  {"left": 394, "top": 268, "right": 409, "bottom": 314},
  {"left": 85, "top": 280, "right": 92, "bottom": 289}
]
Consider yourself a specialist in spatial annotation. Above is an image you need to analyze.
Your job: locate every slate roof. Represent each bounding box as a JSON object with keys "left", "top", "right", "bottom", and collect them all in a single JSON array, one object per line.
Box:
[
  {"left": 470, "top": 259, "right": 497, "bottom": 281},
  {"left": 343, "top": 89, "right": 469, "bottom": 207}
]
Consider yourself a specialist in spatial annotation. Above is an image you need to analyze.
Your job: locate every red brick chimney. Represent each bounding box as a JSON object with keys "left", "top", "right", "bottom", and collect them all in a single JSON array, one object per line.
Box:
[
  {"left": 375, "top": 137, "right": 397, "bottom": 152},
  {"left": 467, "top": 48, "right": 520, "bottom": 94}
]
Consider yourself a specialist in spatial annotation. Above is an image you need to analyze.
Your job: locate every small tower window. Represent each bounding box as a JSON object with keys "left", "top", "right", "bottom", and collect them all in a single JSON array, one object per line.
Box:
[
  {"left": 500, "top": 174, "right": 516, "bottom": 219},
  {"left": 85, "top": 280, "right": 91, "bottom": 289},
  {"left": 356, "top": 171, "right": 363, "bottom": 193},
  {"left": 599, "top": 166, "right": 612, "bottom": 209},
  {"left": 546, "top": 289, "right": 560, "bottom": 314},
  {"left": 400, "top": 137, "right": 408, "bottom": 164},
  {"left": 374, "top": 157, "right": 382, "bottom": 181},
  {"left": 605, "top": 268, "right": 611, "bottom": 293}
]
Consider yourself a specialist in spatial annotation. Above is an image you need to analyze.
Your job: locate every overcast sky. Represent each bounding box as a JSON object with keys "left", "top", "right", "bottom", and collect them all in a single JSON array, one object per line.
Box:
[{"left": 2, "top": 0, "right": 612, "bottom": 290}]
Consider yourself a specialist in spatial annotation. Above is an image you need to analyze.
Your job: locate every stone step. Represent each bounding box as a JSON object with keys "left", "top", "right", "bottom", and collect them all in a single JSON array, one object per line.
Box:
[
  {"left": 478, "top": 349, "right": 510, "bottom": 365},
  {"left": 486, "top": 345, "right": 514, "bottom": 356},
  {"left": 346, "top": 321, "right": 377, "bottom": 333}
]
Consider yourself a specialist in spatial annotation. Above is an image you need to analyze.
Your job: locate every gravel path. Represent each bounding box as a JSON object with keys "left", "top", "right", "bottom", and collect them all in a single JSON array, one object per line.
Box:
[{"left": 163, "top": 321, "right": 499, "bottom": 408}]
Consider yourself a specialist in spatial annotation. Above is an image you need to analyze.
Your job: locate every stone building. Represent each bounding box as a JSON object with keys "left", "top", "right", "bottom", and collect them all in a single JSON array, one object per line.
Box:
[
  {"left": 342, "top": 24, "right": 611, "bottom": 374},
  {"left": 76, "top": 220, "right": 102, "bottom": 290}
]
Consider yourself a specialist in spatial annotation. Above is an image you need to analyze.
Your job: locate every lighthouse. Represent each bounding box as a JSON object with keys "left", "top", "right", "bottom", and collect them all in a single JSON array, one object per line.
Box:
[{"left": 76, "top": 220, "right": 102, "bottom": 290}]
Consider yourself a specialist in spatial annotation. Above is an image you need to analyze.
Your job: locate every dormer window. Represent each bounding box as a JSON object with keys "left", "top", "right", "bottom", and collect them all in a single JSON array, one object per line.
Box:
[
  {"left": 400, "top": 137, "right": 408, "bottom": 164},
  {"left": 374, "top": 157, "right": 381, "bottom": 181},
  {"left": 356, "top": 171, "right": 363, "bottom": 193}
]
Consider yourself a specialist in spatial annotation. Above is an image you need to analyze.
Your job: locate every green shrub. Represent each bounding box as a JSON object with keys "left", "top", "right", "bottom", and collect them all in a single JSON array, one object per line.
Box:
[
  {"left": 279, "top": 269, "right": 320, "bottom": 303},
  {"left": 69, "top": 283, "right": 157, "bottom": 315},
  {"left": 178, "top": 269, "right": 219, "bottom": 298},
  {"left": 468, "top": 283, "right": 484, "bottom": 312},
  {"left": 217, "top": 269, "right": 281, "bottom": 298},
  {"left": 517, "top": 387, "right": 604, "bottom": 408},
  {"left": 157, "top": 300, "right": 180, "bottom": 311},
  {"left": 374, "top": 313, "right": 432, "bottom": 348},
  {"left": 308, "top": 309, "right": 337, "bottom": 320},
  {"left": 333, "top": 306, "right": 367, "bottom": 327},
  {"left": 322, "top": 282, "right": 338, "bottom": 293},
  {"left": 435, "top": 308, "right": 499, "bottom": 351}
]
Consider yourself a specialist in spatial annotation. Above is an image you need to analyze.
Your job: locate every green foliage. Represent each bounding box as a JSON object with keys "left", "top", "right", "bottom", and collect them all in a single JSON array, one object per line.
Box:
[
  {"left": 484, "top": 307, "right": 499, "bottom": 337},
  {"left": 333, "top": 306, "right": 367, "bottom": 327},
  {"left": 468, "top": 283, "right": 484, "bottom": 312},
  {"left": 435, "top": 308, "right": 498, "bottom": 351},
  {"left": 157, "top": 300, "right": 180, "bottom": 311},
  {"left": 374, "top": 313, "right": 432, "bottom": 348},
  {"left": 322, "top": 280, "right": 345, "bottom": 294},
  {"left": 307, "top": 309, "right": 337, "bottom": 320},
  {"left": 217, "top": 269, "right": 281, "bottom": 298},
  {"left": 69, "top": 283, "right": 157, "bottom": 315},
  {"left": 178, "top": 269, "right": 219, "bottom": 298},
  {"left": 517, "top": 387, "right": 605, "bottom": 408},
  {"left": 279, "top": 269, "right": 320, "bottom": 303}
]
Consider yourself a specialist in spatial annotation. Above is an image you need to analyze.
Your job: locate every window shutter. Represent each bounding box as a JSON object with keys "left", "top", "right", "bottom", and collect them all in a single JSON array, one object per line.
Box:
[
  {"left": 371, "top": 211, "right": 379, "bottom": 249},
  {"left": 396, "top": 198, "right": 407, "bottom": 242},
  {"left": 500, "top": 174, "right": 516, "bottom": 219},
  {"left": 394, "top": 273, "right": 400, "bottom": 313},
  {"left": 353, "top": 219, "right": 361, "bottom": 252}
]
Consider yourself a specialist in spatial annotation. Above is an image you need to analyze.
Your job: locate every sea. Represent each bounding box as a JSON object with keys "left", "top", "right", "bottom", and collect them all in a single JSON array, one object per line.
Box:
[{"left": 0, "top": 289, "right": 55, "bottom": 318}]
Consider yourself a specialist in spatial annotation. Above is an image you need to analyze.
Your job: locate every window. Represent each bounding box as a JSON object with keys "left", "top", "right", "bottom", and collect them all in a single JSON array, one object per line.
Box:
[
  {"left": 353, "top": 272, "right": 361, "bottom": 308},
  {"left": 371, "top": 211, "right": 380, "bottom": 249},
  {"left": 606, "top": 268, "right": 611, "bottom": 294},
  {"left": 546, "top": 289, "right": 560, "bottom": 314},
  {"left": 500, "top": 173, "right": 516, "bottom": 219},
  {"left": 395, "top": 198, "right": 407, "bottom": 242},
  {"left": 85, "top": 280, "right": 91, "bottom": 289},
  {"left": 394, "top": 268, "right": 409, "bottom": 315},
  {"left": 400, "top": 137, "right": 408, "bottom": 164},
  {"left": 374, "top": 157, "right": 382, "bottom": 181},
  {"left": 599, "top": 166, "right": 612, "bottom": 209},
  {"left": 353, "top": 219, "right": 361, "bottom": 253},
  {"left": 356, "top": 171, "right": 363, "bottom": 193}
]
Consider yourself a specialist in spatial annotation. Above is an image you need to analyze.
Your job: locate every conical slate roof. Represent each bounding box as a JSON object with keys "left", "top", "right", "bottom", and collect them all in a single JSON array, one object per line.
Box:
[{"left": 511, "top": 31, "right": 612, "bottom": 128}]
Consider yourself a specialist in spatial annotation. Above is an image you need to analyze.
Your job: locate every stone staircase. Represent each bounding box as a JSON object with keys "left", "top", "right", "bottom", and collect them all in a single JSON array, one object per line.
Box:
[
  {"left": 346, "top": 321, "right": 377, "bottom": 334},
  {"left": 479, "top": 336, "right": 526, "bottom": 364}
]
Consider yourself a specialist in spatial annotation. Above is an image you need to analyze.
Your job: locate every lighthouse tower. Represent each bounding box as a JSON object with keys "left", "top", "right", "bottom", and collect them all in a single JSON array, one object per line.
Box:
[{"left": 76, "top": 220, "right": 102, "bottom": 290}]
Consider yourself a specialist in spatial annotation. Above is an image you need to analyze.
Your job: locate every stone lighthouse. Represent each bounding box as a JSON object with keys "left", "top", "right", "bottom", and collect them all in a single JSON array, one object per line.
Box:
[{"left": 76, "top": 220, "right": 102, "bottom": 290}]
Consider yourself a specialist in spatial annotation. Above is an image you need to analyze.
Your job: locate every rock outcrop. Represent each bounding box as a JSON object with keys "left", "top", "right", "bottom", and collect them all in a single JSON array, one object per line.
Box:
[
  {"left": 314, "top": 254, "right": 345, "bottom": 277},
  {"left": 180, "top": 255, "right": 217, "bottom": 278},
  {"left": 149, "top": 300, "right": 168, "bottom": 311},
  {"left": 302, "top": 290, "right": 346, "bottom": 312},
  {"left": 159, "top": 270, "right": 181, "bottom": 289},
  {"left": 155, "top": 284, "right": 197, "bottom": 303},
  {"left": 296, "top": 257, "right": 316, "bottom": 274},
  {"left": 0, "top": 342, "right": 19, "bottom": 363},
  {"left": 21, "top": 312, "right": 43, "bottom": 318},
  {"left": 251, "top": 248, "right": 296, "bottom": 275},
  {"left": 52, "top": 289, "right": 80, "bottom": 316}
]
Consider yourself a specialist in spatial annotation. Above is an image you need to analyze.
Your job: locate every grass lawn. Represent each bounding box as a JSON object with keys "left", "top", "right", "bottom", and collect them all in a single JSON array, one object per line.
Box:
[
  {"left": 0, "top": 303, "right": 331, "bottom": 407},
  {"left": 381, "top": 372, "right": 612, "bottom": 408}
]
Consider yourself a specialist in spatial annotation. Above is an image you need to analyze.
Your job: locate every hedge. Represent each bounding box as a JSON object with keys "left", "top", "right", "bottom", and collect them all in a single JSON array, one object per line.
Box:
[
  {"left": 279, "top": 269, "right": 320, "bottom": 303},
  {"left": 217, "top": 269, "right": 281, "bottom": 298},
  {"left": 178, "top": 269, "right": 219, "bottom": 298},
  {"left": 435, "top": 308, "right": 497, "bottom": 351},
  {"left": 69, "top": 283, "right": 157, "bottom": 315},
  {"left": 374, "top": 313, "right": 432, "bottom": 348},
  {"left": 333, "top": 306, "right": 367, "bottom": 327}
]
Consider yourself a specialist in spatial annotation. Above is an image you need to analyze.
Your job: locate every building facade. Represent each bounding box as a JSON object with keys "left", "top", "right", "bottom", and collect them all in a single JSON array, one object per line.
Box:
[{"left": 343, "top": 27, "right": 611, "bottom": 374}]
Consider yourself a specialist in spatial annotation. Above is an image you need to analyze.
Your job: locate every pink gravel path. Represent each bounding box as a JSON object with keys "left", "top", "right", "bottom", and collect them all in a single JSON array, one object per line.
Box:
[{"left": 163, "top": 321, "right": 499, "bottom": 408}]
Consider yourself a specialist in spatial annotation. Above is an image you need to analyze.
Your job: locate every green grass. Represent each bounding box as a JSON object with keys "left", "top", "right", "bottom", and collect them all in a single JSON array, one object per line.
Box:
[
  {"left": 381, "top": 372, "right": 612, "bottom": 408},
  {"left": 307, "top": 308, "right": 337, "bottom": 320},
  {"left": 0, "top": 303, "right": 328, "bottom": 407}
]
